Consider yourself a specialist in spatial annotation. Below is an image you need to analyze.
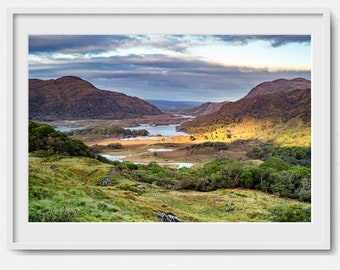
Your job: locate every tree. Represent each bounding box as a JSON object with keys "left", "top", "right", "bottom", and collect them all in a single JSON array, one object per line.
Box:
[
  {"left": 271, "top": 172, "right": 295, "bottom": 198},
  {"left": 259, "top": 157, "right": 289, "bottom": 171},
  {"left": 29, "top": 121, "right": 95, "bottom": 158},
  {"left": 239, "top": 170, "right": 254, "bottom": 189}
]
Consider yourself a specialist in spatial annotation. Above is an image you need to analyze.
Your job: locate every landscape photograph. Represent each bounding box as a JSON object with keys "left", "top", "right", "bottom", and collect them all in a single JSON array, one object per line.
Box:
[{"left": 28, "top": 34, "right": 312, "bottom": 222}]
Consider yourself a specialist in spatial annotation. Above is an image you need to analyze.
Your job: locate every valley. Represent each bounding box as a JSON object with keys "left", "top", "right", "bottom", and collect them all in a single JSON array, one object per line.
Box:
[{"left": 28, "top": 77, "right": 312, "bottom": 223}]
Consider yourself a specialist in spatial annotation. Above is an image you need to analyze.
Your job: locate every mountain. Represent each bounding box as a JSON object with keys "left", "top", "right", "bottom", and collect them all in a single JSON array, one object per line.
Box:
[
  {"left": 180, "top": 89, "right": 311, "bottom": 132},
  {"left": 29, "top": 76, "right": 162, "bottom": 121},
  {"left": 244, "top": 77, "right": 311, "bottom": 98},
  {"left": 146, "top": 99, "right": 203, "bottom": 110},
  {"left": 178, "top": 101, "right": 230, "bottom": 116},
  {"left": 179, "top": 77, "right": 311, "bottom": 146}
]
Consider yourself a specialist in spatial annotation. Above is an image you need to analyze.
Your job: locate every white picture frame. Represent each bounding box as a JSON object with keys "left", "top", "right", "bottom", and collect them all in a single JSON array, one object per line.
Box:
[{"left": 8, "top": 8, "right": 330, "bottom": 250}]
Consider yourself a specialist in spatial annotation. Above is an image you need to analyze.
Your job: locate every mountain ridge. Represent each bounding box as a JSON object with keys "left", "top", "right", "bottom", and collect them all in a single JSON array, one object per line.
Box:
[
  {"left": 179, "top": 77, "right": 311, "bottom": 138},
  {"left": 179, "top": 88, "right": 311, "bottom": 132},
  {"left": 29, "top": 76, "right": 162, "bottom": 121},
  {"left": 244, "top": 77, "right": 311, "bottom": 98},
  {"left": 174, "top": 101, "right": 230, "bottom": 116}
]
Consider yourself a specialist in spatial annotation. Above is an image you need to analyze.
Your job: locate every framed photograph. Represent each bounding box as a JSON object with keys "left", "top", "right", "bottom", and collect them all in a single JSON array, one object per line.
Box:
[{"left": 8, "top": 8, "right": 330, "bottom": 250}]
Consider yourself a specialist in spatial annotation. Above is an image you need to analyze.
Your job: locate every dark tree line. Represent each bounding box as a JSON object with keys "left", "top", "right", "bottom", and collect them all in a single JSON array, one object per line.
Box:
[
  {"left": 67, "top": 125, "right": 149, "bottom": 138},
  {"left": 29, "top": 121, "right": 107, "bottom": 162}
]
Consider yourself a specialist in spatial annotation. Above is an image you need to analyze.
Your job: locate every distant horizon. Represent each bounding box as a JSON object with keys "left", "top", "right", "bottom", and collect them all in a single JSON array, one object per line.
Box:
[
  {"left": 29, "top": 75, "right": 311, "bottom": 103},
  {"left": 29, "top": 35, "right": 311, "bottom": 102}
]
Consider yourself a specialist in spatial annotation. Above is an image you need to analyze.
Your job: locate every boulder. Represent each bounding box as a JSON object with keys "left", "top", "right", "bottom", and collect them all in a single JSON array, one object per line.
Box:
[
  {"left": 154, "top": 212, "right": 182, "bottom": 222},
  {"left": 99, "top": 168, "right": 116, "bottom": 186},
  {"left": 100, "top": 177, "right": 112, "bottom": 186},
  {"left": 225, "top": 202, "right": 235, "bottom": 212}
]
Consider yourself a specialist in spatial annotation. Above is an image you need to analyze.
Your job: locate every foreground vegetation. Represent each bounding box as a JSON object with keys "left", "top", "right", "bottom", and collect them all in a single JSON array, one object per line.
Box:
[
  {"left": 29, "top": 156, "right": 310, "bottom": 222},
  {"left": 28, "top": 121, "right": 311, "bottom": 222}
]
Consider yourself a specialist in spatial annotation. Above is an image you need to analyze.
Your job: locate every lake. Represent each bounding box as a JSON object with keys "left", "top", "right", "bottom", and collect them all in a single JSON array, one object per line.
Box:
[
  {"left": 101, "top": 154, "right": 193, "bottom": 169},
  {"left": 54, "top": 125, "right": 85, "bottom": 132},
  {"left": 125, "top": 124, "right": 188, "bottom": 137}
]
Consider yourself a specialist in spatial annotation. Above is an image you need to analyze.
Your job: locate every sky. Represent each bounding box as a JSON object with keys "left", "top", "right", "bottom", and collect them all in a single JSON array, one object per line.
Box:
[{"left": 29, "top": 35, "right": 311, "bottom": 102}]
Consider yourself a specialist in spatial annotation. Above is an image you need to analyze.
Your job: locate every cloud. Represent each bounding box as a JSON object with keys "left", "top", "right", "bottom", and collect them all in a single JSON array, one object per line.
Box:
[
  {"left": 29, "top": 53, "right": 310, "bottom": 101},
  {"left": 217, "top": 35, "right": 311, "bottom": 47},
  {"left": 29, "top": 35, "right": 132, "bottom": 54},
  {"left": 28, "top": 35, "right": 311, "bottom": 101},
  {"left": 29, "top": 35, "right": 189, "bottom": 54},
  {"left": 29, "top": 35, "right": 311, "bottom": 56}
]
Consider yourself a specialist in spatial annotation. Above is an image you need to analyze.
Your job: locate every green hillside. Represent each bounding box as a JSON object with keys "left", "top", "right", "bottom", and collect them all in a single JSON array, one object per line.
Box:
[
  {"left": 28, "top": 121, "right": 311, "bottom": 222},
  {"left": 179, "top": 89, "right": 311, "bottom": 147},
  {"left": 29, "top": 155, "right": 310, "bottom": 222}
]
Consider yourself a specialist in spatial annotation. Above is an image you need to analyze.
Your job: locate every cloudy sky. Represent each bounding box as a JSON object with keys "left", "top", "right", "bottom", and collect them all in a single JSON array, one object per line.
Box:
[{"left": 29, "top": 35, "right": 311, "bottom": 102}]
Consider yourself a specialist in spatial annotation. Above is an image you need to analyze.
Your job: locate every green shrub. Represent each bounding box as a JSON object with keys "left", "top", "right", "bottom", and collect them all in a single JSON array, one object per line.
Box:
[
  {"left": 271, "top": 172, "right": 295, "bottom": 198},
  {"left": 107, "top": 143, "right": 123, "bottom": 149},
  {"left": 269, "top": 203, "right": 311, "bottom": 222},
  {"left": 295, "top": 177, "right": 311, "bottom": 202},
  {"left": 193, "top": 141, "right": 228, "bottom": 150},
  {"left": 176, "top": 176, "right": 208, "bottom": 191},
  {"left": 259, "top": 157, "right": 289, "bottom": 171},
  {"left": 89, "top": 144, "right": 106, "bottom": 153},
  {"left": 31, "top": 150, "right": 51, "bottom": 158},
  {"left": 247, "top": 145, "right": 311, "bottom": 167},
  {"left": 239, "top": 170, "right": 254, "bottom": 189}
]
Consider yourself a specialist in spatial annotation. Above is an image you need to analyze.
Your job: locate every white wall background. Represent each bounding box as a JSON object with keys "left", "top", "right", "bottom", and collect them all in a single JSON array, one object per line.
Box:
[{"left": 0, "top": 1, "right": 338, "bottom": 269}]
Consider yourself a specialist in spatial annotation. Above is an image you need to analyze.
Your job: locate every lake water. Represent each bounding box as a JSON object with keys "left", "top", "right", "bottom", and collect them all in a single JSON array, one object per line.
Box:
[
  {"left": 101, "top": 154, "right": 193, "bottom": 169},
  {"left": 54, "top": 125, "right": 84, "bottom": 132},
  {"left": 101, "top": 154, "right": 129, "bottom": 161},
  {"left": 147, "top": 148, "right": 173, "bottom": 152},
  {"left": 125, "top": 124, "right": 188, "bottom": 137},
  {"left": 173, "top": 114, "right": 196, "bottom": 119},
  {"left": 129, "top": 161, "right": 193, "bottom": 169}
]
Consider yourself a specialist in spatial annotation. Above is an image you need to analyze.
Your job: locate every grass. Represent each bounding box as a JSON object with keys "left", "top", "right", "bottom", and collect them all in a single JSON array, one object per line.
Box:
[
  {"left": 29, "top": 155, "right": 311, "bottom": 222},
  {"left": 187, "top": 118, "right": 311, "bottom": 147}
]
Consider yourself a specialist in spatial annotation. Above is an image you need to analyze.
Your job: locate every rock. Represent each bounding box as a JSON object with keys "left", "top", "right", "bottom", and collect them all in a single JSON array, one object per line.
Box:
[
  {"left": 49, "top": 165, "right": 57, "bottom": 170},
  {"left": 100, "top": 177, "right": 112, "bottom": 186},
  {"left": 225, "top": 202, "right": 235, "bottom": 212},
  {"left": 154, "top": 212, "right": 182, "bottom": 222},
  {"left": 167, "top": 214, "right": 182, "bottom": 222},
  {"left": 137, "top": 184, "right": 145, "bottom": 190},
  {"left": 99, "top": 168, "right": 116, "bottom": 186}
]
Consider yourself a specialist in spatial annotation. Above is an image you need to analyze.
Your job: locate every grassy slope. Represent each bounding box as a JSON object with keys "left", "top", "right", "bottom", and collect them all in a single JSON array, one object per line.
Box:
[
  {"left": 180, "top": 117, "right": 310, "bottom": 147},
  {"left": 179, "top": 88, "right": 311, "bottom": 147},
  {"left": 29, "top": 155, "right": 310, "bottom": 222}
]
